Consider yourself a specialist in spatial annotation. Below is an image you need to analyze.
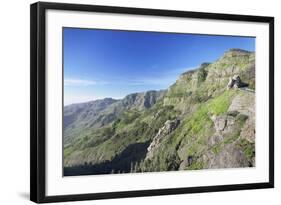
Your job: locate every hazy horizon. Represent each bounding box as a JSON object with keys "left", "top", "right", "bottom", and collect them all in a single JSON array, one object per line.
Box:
[{"left": 63, "top": 28, "right": 255, "bottom": 105}]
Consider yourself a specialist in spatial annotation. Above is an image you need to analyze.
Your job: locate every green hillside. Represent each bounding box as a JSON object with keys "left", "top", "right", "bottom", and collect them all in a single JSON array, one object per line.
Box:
[{"left": 64, "top": 49, "right": 255, "bottom": 176}]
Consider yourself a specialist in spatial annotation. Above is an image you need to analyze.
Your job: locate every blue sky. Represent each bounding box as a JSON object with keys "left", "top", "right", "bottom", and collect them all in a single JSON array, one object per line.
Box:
[{"left": 63, "top": 28, "right": 255, "bottom": 105}]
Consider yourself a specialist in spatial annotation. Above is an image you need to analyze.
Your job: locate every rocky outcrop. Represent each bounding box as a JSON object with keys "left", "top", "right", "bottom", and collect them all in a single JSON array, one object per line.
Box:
[
  {"left": 208, "top": 113, "right": 239, "bottom": 146},
  {"left": 204, "top": 143, "right": 250, "bottom": 168},
  {"left": 227, "top": 75, "right": 249, "bottom": 89},
  {"left": 229, "top": 91, "right": 255, "bottom": 143},
  {"left": 179, "top": 156, "right": 194, "bottom": 169},
  {"left": 64, "top": 49, "right": 256, "bottom": 174},
  {"left": 146, "top": 119, "right": 180, "bottom": 159},
  {"left": 203, "top": 91, "right": 255, "bottom": 168},
  {"left": 211, "top": 115, "right": 227, "bottom": 131},
  {"left": 122, "top": 90, "right": 166, "bottom": 110},
  {"left": 206, "top": 49, "right": 255, "bottom": 90}
]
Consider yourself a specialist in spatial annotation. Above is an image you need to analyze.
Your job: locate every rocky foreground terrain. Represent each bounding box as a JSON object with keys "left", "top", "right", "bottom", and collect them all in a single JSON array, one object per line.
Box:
[{"left": 64, "top": 49, "right": 255, "bottom": 176}]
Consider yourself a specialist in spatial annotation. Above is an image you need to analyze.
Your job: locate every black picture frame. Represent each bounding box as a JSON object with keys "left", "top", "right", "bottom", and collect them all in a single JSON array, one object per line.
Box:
[{"left": 30, "top": 1, "right": 274, "bottom": 203}]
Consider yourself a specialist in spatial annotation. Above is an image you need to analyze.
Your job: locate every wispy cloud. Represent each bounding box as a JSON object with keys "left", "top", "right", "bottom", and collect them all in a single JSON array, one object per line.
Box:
[
  {"left": 64, "top": 66, "right": 199, "bottom": 105},
  {"left": 64, "top": 78, "right": 109, "bottom": 86},
  {"left": 119, "top": 78, "right": 173, "bottom": 86},
  {"left": 111, "top": 66, "right": 198, "bottom": 86},
  {"left": 64, "top": 78, "right": 96, "bottom": 86},
  {"left": 64, "top": 66, "right": 197, "bottom": 88}
]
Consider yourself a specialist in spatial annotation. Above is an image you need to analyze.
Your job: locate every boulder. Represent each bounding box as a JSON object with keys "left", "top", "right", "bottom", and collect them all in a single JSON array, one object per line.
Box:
[
  {"left": 211, "top": 115, "right": 227, "bottom": 131},
  {"left": 146, "top": 119, "right": 180, "bottom": 159},
  {"left": 164, "top": 119, "right": 180, "bottom": 134},
  {"left": 208, "top": 134, "right": 223, "bottom": 146},
  {"left": 227, "top": 74, "right": 248, "bottom": 89},
  {"left": 227, "top": 77, "right": 235, "bottom": 89},
  {"left": 206, "top": 144, "right": 250, "bottom": 169}
]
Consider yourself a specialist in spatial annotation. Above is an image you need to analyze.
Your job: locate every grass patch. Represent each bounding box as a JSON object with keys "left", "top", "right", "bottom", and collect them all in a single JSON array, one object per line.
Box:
[
  {"left": 185, "top": 160, "right": 204, "bottom": 170},
  {"left": 208, "top": 90, "right": 235, "bottom": 115},
  {"left": 64, "top": 146, "right": 74, "bottom": 158},
  {"left": 212, "top": 144, "right": 222, "bottom": 154},
  {"left": 189, "top": 105, "right": 211, "bottom": 134}
]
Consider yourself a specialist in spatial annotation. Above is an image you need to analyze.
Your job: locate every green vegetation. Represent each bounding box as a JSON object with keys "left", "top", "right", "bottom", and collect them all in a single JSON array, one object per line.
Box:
[
  {"left": 237, "top": 139, "right": 255, "bottom": 161},
  {"left": 209, "top": 112, "right": 248, "bottom": 156},
  {"left": 208, "top": 90, "right": 236, "bottom": 115},
  {"left": 185, "top": 159, "right": 204, "bottom": 170},
  {"left": 197, "top": 65, "right": 209, "bottom": 83},
  {"left": 64, "top": 49, "right": 256, "bottom": 175}
]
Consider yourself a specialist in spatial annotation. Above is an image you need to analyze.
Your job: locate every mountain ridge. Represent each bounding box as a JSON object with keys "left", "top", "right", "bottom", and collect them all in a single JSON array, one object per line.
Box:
[
  {"left": 64, "top": 90, "right": 166, "bottom": 144},
  {"left": 64, "top": 48, "right": 256, "bottom": 175}
]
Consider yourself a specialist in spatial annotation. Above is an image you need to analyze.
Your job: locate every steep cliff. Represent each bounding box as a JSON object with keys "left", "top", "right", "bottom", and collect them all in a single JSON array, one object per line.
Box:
[{"left": 64, "top": 49, "right": 255, "bottom": 175}]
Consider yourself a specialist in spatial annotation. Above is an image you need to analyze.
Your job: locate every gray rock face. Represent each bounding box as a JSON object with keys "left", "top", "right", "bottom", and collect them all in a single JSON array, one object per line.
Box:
[
  {"left": 179, "top": 156, "right": 194, "bottom": 169},
  {"left": 146, "top": 119, "right": 180, "bottom": 159},
  {"left": 240, "top": 119, "right": 255, "bottom": 143},
  {"left": 227, "top": 75, "right": 248, "bottom": 89},
  {"left": 205, "top": 144, "right": 250, "bottom": 169},
  {"left": 228, "top": 92, "right": 255, "bottom": 116},
  {"left": 208, "top": 135, "right": 224, "bottom": 147},
  {"left": 64, "top": 98, "right": 117, "bottom": 129},
  {"left": 122, "top": 90, "right": 166, "bottom": 110},
  {"left": 164, "top": 119, "right": 181, "bottom": 134},
  {"left": 212, "top": 115, "right": 227, "bottom": 131},
  {"left": 229, "top": 92, "right": 255, "bottom": 143},
  {"left": 205, "top": 91, "right": 255, "bottom": 169},
  {"left": 208, "top": 114, "right": 237, "bottom": 148}
]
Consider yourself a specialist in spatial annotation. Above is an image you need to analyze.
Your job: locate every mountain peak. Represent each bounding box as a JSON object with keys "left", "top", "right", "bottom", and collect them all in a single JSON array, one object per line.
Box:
[
  {"left": 122, "top": 89, "right": 166, "bottom": 109},
  {"left": 225, "top": 48, "right": 252, "bottom": 55},
  {"left": 64, "top": 49, "right": 256, "bottom": 175},
  {"left": 229, "top": 48, "right": 251, "bottom": 52}
]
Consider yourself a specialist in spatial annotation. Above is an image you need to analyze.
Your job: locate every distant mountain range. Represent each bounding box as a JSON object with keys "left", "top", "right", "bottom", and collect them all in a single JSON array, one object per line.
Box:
[
  {"left": 64, "top": 90, "right": 166, "bottom": 145},
  {"left": 64, "top": 49, "right": 255, "bottom": 176}
]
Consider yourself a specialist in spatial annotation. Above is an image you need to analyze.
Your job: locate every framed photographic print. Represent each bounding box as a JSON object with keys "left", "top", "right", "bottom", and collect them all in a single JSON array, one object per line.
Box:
[{"left": 30, "top": 2, "right": 274, "bottom": 203}]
